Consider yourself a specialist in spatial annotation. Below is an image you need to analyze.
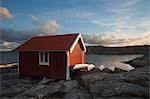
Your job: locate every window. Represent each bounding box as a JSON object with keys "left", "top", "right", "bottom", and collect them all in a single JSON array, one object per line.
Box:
[{"left": 39, "top": 52, "right": 49, "bottom": 65}]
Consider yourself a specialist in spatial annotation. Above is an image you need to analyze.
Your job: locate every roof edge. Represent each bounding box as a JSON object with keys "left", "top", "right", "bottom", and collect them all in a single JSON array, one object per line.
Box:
[
  {"left": 70, "top": 33, "right": 87, "bottom": 53},
  {"left": 14, "top": 37, "right": 34, "bottom": 51}
]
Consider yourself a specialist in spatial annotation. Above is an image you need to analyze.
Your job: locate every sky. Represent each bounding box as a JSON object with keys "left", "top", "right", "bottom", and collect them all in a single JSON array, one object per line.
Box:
[{"left": 0, "top": 0, "right": 150, "bottom": 50}]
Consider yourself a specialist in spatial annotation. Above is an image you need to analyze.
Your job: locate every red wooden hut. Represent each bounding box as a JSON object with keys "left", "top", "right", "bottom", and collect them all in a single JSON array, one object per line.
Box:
[{"left": 15, "top": 33, "right": 86, "bottom": 80}]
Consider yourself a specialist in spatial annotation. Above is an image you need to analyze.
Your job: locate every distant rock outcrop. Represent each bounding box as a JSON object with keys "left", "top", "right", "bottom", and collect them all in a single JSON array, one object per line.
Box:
[
  {"left": 126, "top": 55, "right": 149, "bottom": 67},
  {"left": 87, "top": 45, "right": 150, "bottom": 55}
]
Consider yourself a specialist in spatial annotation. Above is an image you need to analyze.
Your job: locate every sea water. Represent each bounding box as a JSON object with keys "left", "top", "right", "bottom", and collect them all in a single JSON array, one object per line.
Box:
[{"left": 86, "top": 54, "right": 143, "bottom": 70}]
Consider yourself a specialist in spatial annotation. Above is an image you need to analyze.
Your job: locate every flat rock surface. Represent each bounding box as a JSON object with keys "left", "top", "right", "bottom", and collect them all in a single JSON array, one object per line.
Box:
[{"left": 0, "top": 55, "right": 149, "bottom": 99}]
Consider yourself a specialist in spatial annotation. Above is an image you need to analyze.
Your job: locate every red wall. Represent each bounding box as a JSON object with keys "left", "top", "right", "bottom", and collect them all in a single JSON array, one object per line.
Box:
[
  {"left": 19, "top": 51, "right": 66, "bottom": 79},
  {"left": 69, "top": 42, "right": 85, "bottom": 67}
]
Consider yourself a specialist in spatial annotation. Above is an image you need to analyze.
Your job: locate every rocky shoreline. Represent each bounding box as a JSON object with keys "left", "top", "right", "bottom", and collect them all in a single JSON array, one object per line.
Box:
[{"left": 0, "top": 55, "right": 149, "bottom": 99}]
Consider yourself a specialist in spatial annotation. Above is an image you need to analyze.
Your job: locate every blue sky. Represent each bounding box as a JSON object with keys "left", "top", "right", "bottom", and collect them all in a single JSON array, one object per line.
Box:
[
  {"left": 0, "top": 0, "right": 150, "bottom": 50},
  {"left": 1, "top": 0, "right": 149, "bottom": 33}
]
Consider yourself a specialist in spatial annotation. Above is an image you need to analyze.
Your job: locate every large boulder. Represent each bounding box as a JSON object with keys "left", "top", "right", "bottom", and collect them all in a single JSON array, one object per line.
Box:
[{"left": 80, "top": 70, "right": 149, "bottom": 98}]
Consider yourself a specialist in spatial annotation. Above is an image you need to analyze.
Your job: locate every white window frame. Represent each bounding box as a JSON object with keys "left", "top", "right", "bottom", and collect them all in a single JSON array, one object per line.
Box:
[{"left": 39, "top": 52, "right": 49, "bottom": 66}]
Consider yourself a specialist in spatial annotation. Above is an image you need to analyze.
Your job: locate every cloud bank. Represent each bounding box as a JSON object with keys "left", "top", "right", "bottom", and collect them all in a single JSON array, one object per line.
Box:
[
  {"left": 0, "top": 15, "right": 62, "bottom": 51},
  {"left": 83, "top": 32, "right": 150, "bottom": 47}
]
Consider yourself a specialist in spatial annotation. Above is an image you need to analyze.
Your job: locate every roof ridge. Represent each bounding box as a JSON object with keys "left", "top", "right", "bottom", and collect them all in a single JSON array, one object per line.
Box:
[
  {"left": 33, "top": 33, "right": 80, "bottom": 38},
  {"left": 15, "top": 33, "right": 83, "bottom": 51}
]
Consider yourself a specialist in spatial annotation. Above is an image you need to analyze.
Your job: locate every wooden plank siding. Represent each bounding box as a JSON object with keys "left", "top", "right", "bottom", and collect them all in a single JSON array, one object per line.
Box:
[
  {"left": 69, "top": 41, "right": 85, "bottom": 67},
  {"left": 19, "top": 51, "right": 66, "bottom": 79}
]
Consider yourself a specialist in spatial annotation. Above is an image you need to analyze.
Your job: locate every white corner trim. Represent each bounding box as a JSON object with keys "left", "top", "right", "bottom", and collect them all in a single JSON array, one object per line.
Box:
[
  {"left": 66, "top": 51, "right": 71, "bottom": 80},
  {"left": 17, "top": 52, "right": 19, "bottom": 74},
  {"left": 70, "top": 33, "right": 87, "bottom": 53},
  {"left": 79, "top": 34, "right": 87, "bottom": 52}
]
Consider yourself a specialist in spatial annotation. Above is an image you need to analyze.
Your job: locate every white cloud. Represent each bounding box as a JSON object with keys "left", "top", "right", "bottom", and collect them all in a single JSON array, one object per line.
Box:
[
  {"left": 40, "top": 19, "right": 62, "bottom": 35},
  {"left": 29, "top": 14, "right": 38, "bottom": 21},
  {"left": 28, "top": 14, "right": 62, "bottom": 35},
  {"left": 106, "top": 0, "right": 141, "bottom": 13},
  {"left": 0, "top": 7, "right": 13, "bottom": 21},
  {"left": 84, "top": 0, "right": 149, "bottom": 34},
  {"left": 38, "top": 8, "right": 95, "bottom": 23},
  {"left": 88, "top": 14, "right": 150, "bottom": 34}
]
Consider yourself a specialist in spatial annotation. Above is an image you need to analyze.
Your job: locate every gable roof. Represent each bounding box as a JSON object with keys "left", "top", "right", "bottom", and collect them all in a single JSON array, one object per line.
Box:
[{"left": 15, "top": 33, "right": 86, "bottom": 52}]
